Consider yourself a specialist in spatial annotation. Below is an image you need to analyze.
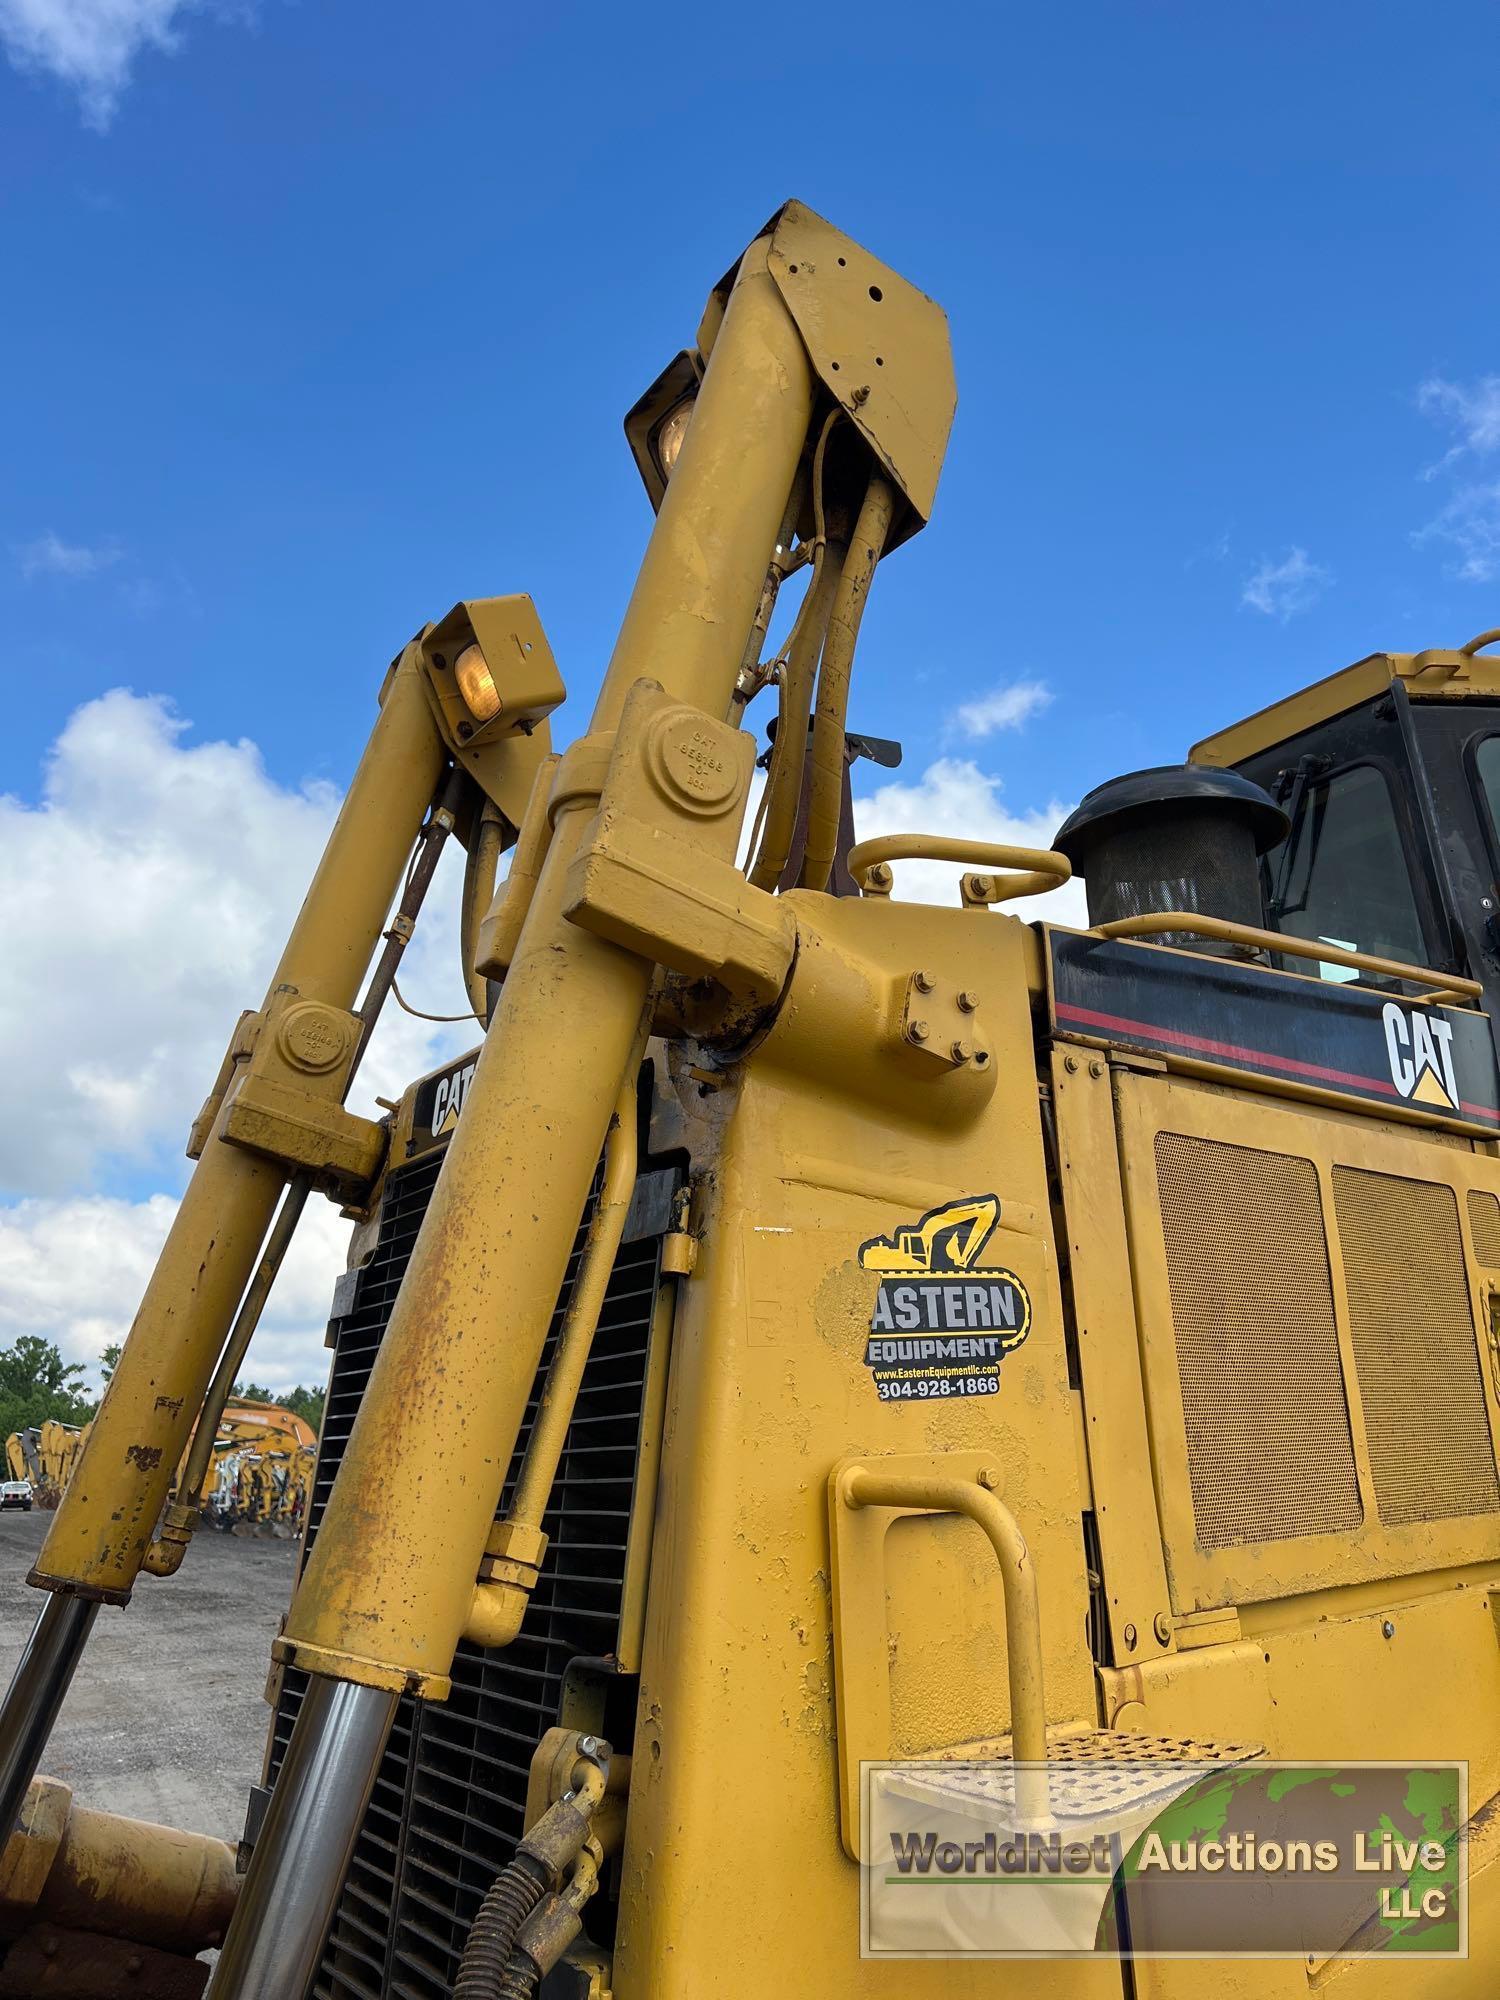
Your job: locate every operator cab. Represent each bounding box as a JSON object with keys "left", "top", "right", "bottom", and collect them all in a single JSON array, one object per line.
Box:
[{"left": 1191, "top": 632, "right": 1500, "bottom": 1064}]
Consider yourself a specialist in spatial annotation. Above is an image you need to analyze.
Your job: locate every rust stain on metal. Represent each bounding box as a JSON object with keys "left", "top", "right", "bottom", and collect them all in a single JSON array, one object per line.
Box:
[{"left": 124, "top": 1445, "right": 163, "bottom": 1472}]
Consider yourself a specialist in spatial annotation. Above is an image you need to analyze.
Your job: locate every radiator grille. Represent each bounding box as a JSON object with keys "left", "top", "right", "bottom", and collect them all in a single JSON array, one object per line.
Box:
[
  {"left": 1333, "top": 1168, "right": 1500, "bottom": 1528},
  {"left": 266, "top": 1145, "right": 666, "bottom": 2000},
  {"left": 1155, "top": 1132, "right": 1362, "bottom": 1548},
  {"left": 1467, "top": 1188, "right": 1500, "bottom": 1268}
]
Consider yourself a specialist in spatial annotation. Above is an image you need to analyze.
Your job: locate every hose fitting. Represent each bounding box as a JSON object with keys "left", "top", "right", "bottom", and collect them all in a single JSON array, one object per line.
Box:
[
  {"left": 453, "top": 1742, "right": 609, "bottom": 2000},
  {"left": 491, "top": 1844, "right": 604, "bottom": 2000}
]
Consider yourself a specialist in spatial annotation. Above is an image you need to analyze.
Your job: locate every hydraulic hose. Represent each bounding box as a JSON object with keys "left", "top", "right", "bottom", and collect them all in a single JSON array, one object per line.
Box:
[
  {"left": 454, "top": 1758, "right": 608, "bottom": 2000},
  {"left": 732, "top": 481, "right": 806, "bottom": 718},
  {"left": 453, "top": 1858, "right": 551, "bottom": 2000},
  {"left": 495, "top": 1956, "right": 540, "bottom": 2000},
  {"left": 468, "top": 1841, "right": 603, "bottom": 2000},
  {"left": 750, "top": 409, "right": 840, "bottom": 892},
  {"left": 798, "top": 469, "right": 896, "bottom": 892},
  {"left": 748, "top": 538, "right": 843, "bottom": 891},
  {"left": 461, "top": 799, "right": 507, "bottom": 1026}
]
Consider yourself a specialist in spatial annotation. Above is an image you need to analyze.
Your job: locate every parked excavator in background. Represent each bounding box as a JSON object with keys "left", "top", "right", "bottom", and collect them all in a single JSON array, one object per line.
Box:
[
  {"left": 5, "top": 1400, "right": 313, "bottom": 1516},
  {"left": 4, "top": 1421, "right": 86, "bottom": 1508}
]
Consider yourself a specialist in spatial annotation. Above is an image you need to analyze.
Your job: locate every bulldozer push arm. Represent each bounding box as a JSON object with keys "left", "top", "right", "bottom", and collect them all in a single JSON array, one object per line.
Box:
[
  {"left": 0, "top": 609, "right": 558, "bottom": 1826},
  {"left": 202, "top": 205, "right": 957, "bottom": 1996},
  {"left": 0, "top": 200, "right": 960, "bottom": 1992}
]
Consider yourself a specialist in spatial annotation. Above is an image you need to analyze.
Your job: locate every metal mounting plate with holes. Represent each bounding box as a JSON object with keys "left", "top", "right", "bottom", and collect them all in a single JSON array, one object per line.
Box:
[
  {"left": 900, "top": 969, "right": 990, "bottom": 1072},
  {"left": 760, "top": 202, "right": 955, "bottom": 548}
]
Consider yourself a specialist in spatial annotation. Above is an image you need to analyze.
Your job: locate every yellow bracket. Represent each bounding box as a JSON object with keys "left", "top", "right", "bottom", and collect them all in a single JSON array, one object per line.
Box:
[
  {"left": 524, "top": 1728, "right": 631, "bottom": 1863},
  {"left": 828, "top": 1452, "right": 1049, "bottom": 1858},
  {"left": 562, "top": 681, "right": 795, "bottom": 1002},
  {"left": 215, "top": 990, "right": 386, "bottom": 1201},
  {"left": 185, "top": 1009, "right": 260, "bottom": 1160},
  {"left": 898, "top": 966, "right": 990, "bottom": 1072},
  {"left": 220, "top": 1076, "right": 384, "bottom": 1200},
  {"left": 714, "top": 202, "right": 955, "bottom": 550}
]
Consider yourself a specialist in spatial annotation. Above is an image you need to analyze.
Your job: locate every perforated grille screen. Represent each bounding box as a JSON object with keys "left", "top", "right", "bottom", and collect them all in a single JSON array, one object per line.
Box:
[
  {"left": 1333, "top": 1167, "right": 1500, "bottom": 1528},
  {"left": 1467, "top": 1188, "right": 1500, "bottom": 1269},
  {"left": 264, "top": 1147, "right": 670, "bottom": 2000},
  {"left": 1155, "top": 1132, "right": 1362, "bottom": 1548}
]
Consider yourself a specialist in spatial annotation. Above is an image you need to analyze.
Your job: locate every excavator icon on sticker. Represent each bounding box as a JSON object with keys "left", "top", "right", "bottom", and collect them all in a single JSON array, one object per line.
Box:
[{"left": 858, "top": 1195, "right": 1031, "bottom": 1402}]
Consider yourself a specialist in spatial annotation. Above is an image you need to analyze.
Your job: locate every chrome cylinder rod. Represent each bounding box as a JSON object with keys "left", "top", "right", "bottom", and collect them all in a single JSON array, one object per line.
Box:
[
  {"left": 0, "top": 1594, "right": 98, "bottom": 1833},
  {"left": 207, "top": 1676, "right": 398, "bottom": 2000}
]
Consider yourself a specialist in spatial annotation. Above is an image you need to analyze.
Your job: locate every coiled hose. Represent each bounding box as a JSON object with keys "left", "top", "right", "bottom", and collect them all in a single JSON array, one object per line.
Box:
[
  {"left": 452, "top": 1856, "right": 551, "bottom": 2000},
  {"left": 495, "top": 1953, "right": 540, "bottom": 1999},
  {"left": 455, "top": 1759, "right": 607, "bottom": 2000}
]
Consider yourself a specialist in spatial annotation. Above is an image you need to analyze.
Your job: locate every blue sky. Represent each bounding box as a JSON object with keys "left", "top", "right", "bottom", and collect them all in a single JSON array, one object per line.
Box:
[
  {"left": 4, "top": 3, "right": 1499, "bottom": 798},
  {"left": 2, "top": 0, "right": 1499, "bottom": 1384}
]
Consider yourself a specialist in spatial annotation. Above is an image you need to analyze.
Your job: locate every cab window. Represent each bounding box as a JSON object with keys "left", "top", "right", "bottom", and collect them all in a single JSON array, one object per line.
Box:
[
  {"left": 1266, "top": 763, "right": 1427, "bottom": 973},
  {"left": 1471, "top": 736, "right": 1500, "bottom": 864}
]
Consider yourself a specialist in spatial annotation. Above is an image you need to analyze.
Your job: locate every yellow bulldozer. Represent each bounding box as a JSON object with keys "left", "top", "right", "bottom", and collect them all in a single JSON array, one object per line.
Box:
[
  {"left": 5, "top": 1400, "right": 312, "bottom": 1523},
  {"left": 4, "top": 1420, "right": 87, "bottom": 1507},
  {"left": 0, "top": 201, "right": 1494, "bottom": 1999}
]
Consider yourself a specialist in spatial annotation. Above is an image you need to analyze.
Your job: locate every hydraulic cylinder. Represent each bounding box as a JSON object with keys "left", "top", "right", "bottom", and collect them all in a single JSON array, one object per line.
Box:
[
  {"left": 31, "top": 652, "right": 445, "bottom": 1604},
  {"left": 208, "top": 236, "right": 817, "bottom": 1999}
]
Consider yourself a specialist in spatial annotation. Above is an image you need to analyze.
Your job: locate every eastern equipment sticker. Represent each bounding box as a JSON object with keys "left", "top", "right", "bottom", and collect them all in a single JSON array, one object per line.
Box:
[{"left": 859, "top": 1195, "right": 1030, "bottom": 1402}]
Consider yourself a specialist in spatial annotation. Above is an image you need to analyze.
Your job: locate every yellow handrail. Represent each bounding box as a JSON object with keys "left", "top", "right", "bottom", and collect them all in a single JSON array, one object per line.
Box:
[
  {"left": 837, "top": 1464, "right": 1049, "bottom": 1822},
  {"left": 847, "top": 833, "right": 1071, "bottom": 906},
  {"left": 1095, "top": 912, "right": 1481, "bottom": 1006}
]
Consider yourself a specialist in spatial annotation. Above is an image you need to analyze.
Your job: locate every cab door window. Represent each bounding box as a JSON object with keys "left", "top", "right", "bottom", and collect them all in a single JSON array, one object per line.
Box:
[
  {"left": 1470, "top": 736, "right": 1500, "bottom": 870},
  {"left": 1267, "top": 763, "right": 1428, "bottom": 973}
]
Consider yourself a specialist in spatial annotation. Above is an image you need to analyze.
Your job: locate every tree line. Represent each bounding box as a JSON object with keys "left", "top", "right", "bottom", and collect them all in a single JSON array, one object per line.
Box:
[{"left": 0, "top": 1337, "right": 325, "bottom": 1447}]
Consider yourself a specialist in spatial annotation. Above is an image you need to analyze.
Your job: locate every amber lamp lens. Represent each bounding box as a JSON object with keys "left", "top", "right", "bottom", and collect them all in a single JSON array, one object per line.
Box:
[
  {"left": 654, "top": 398, "right": 695, "bottom": 481},
  {"left": 454, "top": 643, "right": 501, "bottom": 724}
]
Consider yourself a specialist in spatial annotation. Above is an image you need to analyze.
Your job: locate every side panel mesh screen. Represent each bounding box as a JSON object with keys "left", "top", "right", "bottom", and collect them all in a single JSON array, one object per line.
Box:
[
  {"left": 266, "top": 1148, "right": 666, "bottom": 2000},
  {"left": 1467, "top": 1188, "right": 1500, "bottom": 1269},
  {"left": 1155, "top": 1132, "right": 1362, "bottom": 1548},
  {"left": 1333, "top": 1167, "right": 1500, "bottom": 1527}
]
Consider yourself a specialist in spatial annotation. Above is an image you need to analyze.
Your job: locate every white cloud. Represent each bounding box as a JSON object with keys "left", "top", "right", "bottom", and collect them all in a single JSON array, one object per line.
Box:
[
  {"left": 1417, "top": 375, "right": 1500, "bottom": 474},
  {"left": 952, "top": 678, "right": 1052, "bottom": 740},
  {"left": 0, "top": 0, "right": 211, "bottom": 128},
  {"left": 852, "top": 756, "right": 1086, "bottom": 925},
  {"left": 0, "top": 1189, "right": 351, "bottom": 1393},
  {"left": 1241, "top": 546, "right": 1330, "bottom": 621},
  {"left": 0, "top": 688, "right": 483, "bottom": 1386},
  {"left": 1412, "top": 482, "right": 1500, "bottom": 585},
  {"left": 15, "top": 530, "right": 121, "bottom": 579},
  {"left": 0, "top": 689, "right": 475, "bottom": 1198},
  {"left": 1414, "top": 375, "right": 1500, "bottom": 582}
]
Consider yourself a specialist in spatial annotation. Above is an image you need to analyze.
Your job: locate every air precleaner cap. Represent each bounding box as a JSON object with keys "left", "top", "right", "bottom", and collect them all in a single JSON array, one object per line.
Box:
[{"left": 1053, "top": 764, "right": 1289, "bottom": 862}]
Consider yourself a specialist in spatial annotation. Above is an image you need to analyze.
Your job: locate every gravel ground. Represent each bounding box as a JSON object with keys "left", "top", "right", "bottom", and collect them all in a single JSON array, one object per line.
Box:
[{"left": 0, "top": 1508, "right": 298, "bottom": 1841}]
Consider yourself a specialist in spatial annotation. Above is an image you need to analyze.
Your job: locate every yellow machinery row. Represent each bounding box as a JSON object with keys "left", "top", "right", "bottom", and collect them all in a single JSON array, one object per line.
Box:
[{"left": 5, "top": 1403, "right": 314, "bottom": 1526}]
